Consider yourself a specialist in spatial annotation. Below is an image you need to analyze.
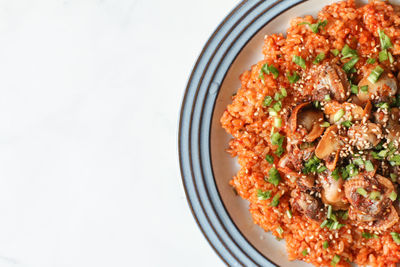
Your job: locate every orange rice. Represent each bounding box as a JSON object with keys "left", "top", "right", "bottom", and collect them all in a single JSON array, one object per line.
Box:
[{"left": 220, "top": 1, "right": 400, "bottom": 266}]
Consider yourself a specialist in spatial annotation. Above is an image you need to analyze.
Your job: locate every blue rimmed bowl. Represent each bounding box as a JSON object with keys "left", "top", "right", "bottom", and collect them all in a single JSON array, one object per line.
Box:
[{"left": 178, "top": 0, "right": 369, "bottom": 266}]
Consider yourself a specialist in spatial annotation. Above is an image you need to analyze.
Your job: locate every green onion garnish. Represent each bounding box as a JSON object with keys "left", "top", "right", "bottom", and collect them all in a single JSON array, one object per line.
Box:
[
  {"left": 333, "top": 109, "right": 345, "bottom": 122},
  {"left": 265, "top": 154, "right": 274, "bottom": 164},
  {"left": 327, "top": 205, "right": 332, "bottom": 219},
  {"left": 341, "top": 44, "right": 357, "bottom": 59},
  {"left": 360, "top": 85, "right": 368, "bottom": 92},
  {"left": 287, "top": 71, "right": 300, "bottom": 84},
  {"left": 331, "top": 255, "right": 340, "bottom": 266},
  {"left": 390, "top": 173, "right": 398, "bottom": 182},
  {"left": 321, "top": 122, "right": 330, "bottom": 127},
  {"left": 390, "top": 191, "right": 397, "bottom": 201},
  {"left": 269, "top": 194, "right": 280, "bottom": 207},
  {"left": 257, "top": 189, "right": 271, "bottom": 200},
  {"left": 366, "top": 58, "right": 376, "bottom": 64},
  {"left": 268, "top": 167, "right": 281, "bottom": 186},
  {"left": 341, "top": 120, "right": 353, "bottom": 128},
  {"left": 302, "top": 249, "right": 308, "bottom": 256},
  {"left": 271, "top": 132, "right": 284, "bottom": 146},
  {"left": 331, "top": 49, "right": 340, "bottom": 56},
  {"left": 353, "top": 158, "right": 364, "bottom": 166},
  {"left": 324, "top": 94, "right": 331, "bottom": 101},
  {"left": 379, "top": 49, "right": 388, "bottom": 62},
  {"left": 261, "top": 63, "right": 279, "bottom": 79},
  {"left": 365, "top": 160, "right": 374, "bottom": 172},
  {"left": 368, "top": 65, "right": 384, "bottom": 84},
  {"left": 376, "top": 102, "right": 389, "bottom": 109},
  {"left": 286, "top": 210, "right": 293, "bottom": 219},
  {"left": 378, "top": 28, "right": 392, "bottom": 50},
  {"left": 343, "top": 56, "right": 359, "bottom": 73},
  {"left": 332, "top": 169, "right": 340, "bottom": 180},
  {"left": 313, "top": 52, "right": 325, "bottom": 64},
  {"left": 277, "top": 226, "right": 284, "bottom": 235},
  {"left": 273, "top": 101, "right": 282, "bottom": 112},
  {"left": 389, "top": 52, "right": 394, "bottom": 64},
  {"left": 323, "top": 241, "right": 329, "bottom": 249},
  {"left": 391, "top": 232, "right": 400, "bottom": 245},
  {"left": 299, "top": 20, "right": 327, "bottom": 33},
  {"left": 351, "top": 84, "right": 359, "bottom": 94},
  {"left": 281, "top": 88, "right": 287, "bottom": 97},
  {"left": 262, "top": 95, "right": 273, "bottom": 107},
  {"left": 293, "top": 55, "right": 306, "bottom": 69},
  {"left": 369, "top": 191, "right": 381, "bottom": 200},
  {"left": 357, "top": 188, "right": 368, "bottom": 197},
  {"left": 274, "top": 117, "right": 282, "bottom": 128},
  {"left": 269, "top": 108, "right": 278, "bottom": 116}
]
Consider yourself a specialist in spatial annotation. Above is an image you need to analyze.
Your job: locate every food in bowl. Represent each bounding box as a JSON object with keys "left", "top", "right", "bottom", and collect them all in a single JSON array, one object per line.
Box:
[{"left": 220, "top": 0, "right": 400, "bottom": 266}]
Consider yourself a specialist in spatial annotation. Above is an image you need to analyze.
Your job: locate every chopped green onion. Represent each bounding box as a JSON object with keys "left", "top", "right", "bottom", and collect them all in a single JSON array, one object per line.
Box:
[
  {"left": 333, "top": 109, "right": 345, "bottom": 122},
  {"left": 347, "top": 163, "right": 358, "bottom": 177},
  {"left": 341, "top": 120, "right": 353, "bottom": 128},
  {"left": 365, "top": 160, "right": 374, "bottom": 172},
  {"left": 343, "top": 56, "right": 359, "bottom": 73},
  {"left": 269, "top": 194, "right": 280, "bottom": 207},
  {"left": 389, "top": 52, "right": 394, "bottom": 64},
  {"left": 263, "top": 95, "right": 273, "bottom": 107},
  {"left": 368, "top": 65, "right": 384, "bottom": 84},
  {"left": 277, "top": 226, "right": 284, "bottom": 235},
  {"left": 303, "top": 155, "right": 322, "bottom": 174},
  {"left": 353, "top": 158, "right": 364, "bottom": 166},
  {"left": 366, "top": 58, "right": 376, "bottom": 64},
  {"left": 257, "top": 189, "right": 271, "bottom": 200},
  {"left": 265, "top": 154, "right": 274, "bottom": 164},
  {"left": 391, "top": 232, "right": 400, "bottom": 245},
  {"left": 341, "top": 44, "right": 357, "bottom": 59},
  {"left": 327, "top": 205, "right": 332, "bottom": 219},
  {"left": 357, "top": 188, "right": 368, "bottom": 197},
  {"left": 261, "top": 63, "right": 279, "bottom": 79},
  {"left": 324, "top": 94, "right": 331, "bottom": 101},
  {"left": 341, "top": 210, "right": 349, "bottom": 220},
  {"left": 274, "top": 92, "right": 283, "bottom": 101},
  {"left": 268, "top": 167, "right": 281, "bottom": 186},
  {"left": 390, "top": 173, "right": 398, "bottom": 182},
  {"left": 332, "top": 169, "right": 340, "bottom": 180},
  {"left": 313, "top": 100, "right": 321, "bottom": 109},
  {"left": 389, "top": 154, "right": 400, "bottom": 166},
  {"left": 286, "top": 210, "right": 293, "bottom": 219},
  {"left": 378, "top": 28, "right": 392, "bottom": 50},
  {"left": 317, "top": 165, "right": 327, "bottom": 173},
  {"left": 287, "top": 71, "right": 300, "bottom": 84},
  {"left": 274, "top": 146, "right": 284, "bottom": 157},
  {"left": 273, "top": 101, "right": 282, "bottom": 112},
  {"left": 379, "top": 49, "right": 388, "bottom": 62},
  {"left": 321, "top": 122, "right": 330, "bottom": 127},
  {"left": 331, "top": 49, "right": 340, "bottom": 56},
  {"left": 390, "top": 191, "right": 397, "bottom": 201},
  {"left": 362, "top": 232, "right": 377, "bottom": 239},
  {"left": 269, "top": 108, "right": 278, "bottom": 116},
  {"left": 299, "top": 20, "right": 327, "bottom": 33},
  {"left": 313, "top": 52, "right": 325, "bottom": 64},
  {"left": 274, "top": 117, "right": 282, "bottom": 128},
  {"left": 271, "top": 132, "right": 284, "bottom": 146},
  {"left": 360, "top": 85, "right": 368, "bottom": 92},
  {"left": 320, "top": 219, "right": 329, "bottom": 228},
  {"left": 369, "top": 191, "right": 381, "bottom": 200},
  {"left": 351, "top": 84, "right": 359, "bottom": 94},
  {"left": 293, "top": 55, "right": 306, "bottom": 69},
  {"left": 331, "top": 255, "right": 340, "bottom": 266},
  {"left": 376, "top": 102, "right": 389, "bottom": 109},
  {"left": 281, "top": 88, "right": 287, "bottom": 97},
  {"left": 323, "top": 241, "right": 329, "bottom": 249},
  {"left": 302, "top": 249, "right": 308, "bottom": 256}
]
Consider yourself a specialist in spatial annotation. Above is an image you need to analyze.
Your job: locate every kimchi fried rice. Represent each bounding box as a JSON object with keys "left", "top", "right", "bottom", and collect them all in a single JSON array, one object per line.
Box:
[{"left": 220, "top": 0, "right": 400, "bottom": 266}]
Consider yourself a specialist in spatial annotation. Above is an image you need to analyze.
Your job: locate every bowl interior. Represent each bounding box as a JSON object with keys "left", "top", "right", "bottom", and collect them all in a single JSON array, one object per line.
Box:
[{"left": 209, "top": 0, "right": 393, "bottom": 265}]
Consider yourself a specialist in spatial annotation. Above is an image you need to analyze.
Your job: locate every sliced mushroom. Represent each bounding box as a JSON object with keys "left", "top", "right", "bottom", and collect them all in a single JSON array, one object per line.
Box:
[
  {"left": 312, "top": 63, "right": 350, "bottom": 102},
  {"left": 357, "top": 70, "right": 398, "bottom": 104},
  {"left": 289, "top": 102, "right": 325, "bottom": 142},
  {"left": 347, "top": 122, "right": 382, "bottom": 150},
  {"left": 315, "top": 125, "right": 342, "bottom": 171},
  {"left": 319, "top": 171, "right": 348, "bottom": 210},
  {"left": 290, "top": 188, "right": 326, "bottom": 222}
]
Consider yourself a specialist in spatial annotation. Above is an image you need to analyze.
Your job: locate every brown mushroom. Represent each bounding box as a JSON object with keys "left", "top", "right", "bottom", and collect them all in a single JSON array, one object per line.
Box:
[
  {"left": 357, "top": 70, "right": 398, "bottom": 104},
  {"left": 289, "top": 102, "right": 325, "bottom": 142},
  {"left": 312, "top": 63, "right": 350, "bottom": 102},
  {"left": 315, "top": 125, "right": 342, "bottom": 171},
  {"left": 347, "top": 122, "right": 383, "bottom": 150}
]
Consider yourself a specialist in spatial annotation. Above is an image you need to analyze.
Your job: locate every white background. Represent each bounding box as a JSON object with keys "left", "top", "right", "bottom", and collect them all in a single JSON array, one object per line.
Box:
[{"left": 0, "top": 0, "right": 238, "bottom": 266}]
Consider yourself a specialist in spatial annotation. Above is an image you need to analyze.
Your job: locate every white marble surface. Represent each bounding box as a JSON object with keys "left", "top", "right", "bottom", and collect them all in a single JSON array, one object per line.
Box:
[{"left": 0, "top": 0, "right": 237, "bottom": 266}]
